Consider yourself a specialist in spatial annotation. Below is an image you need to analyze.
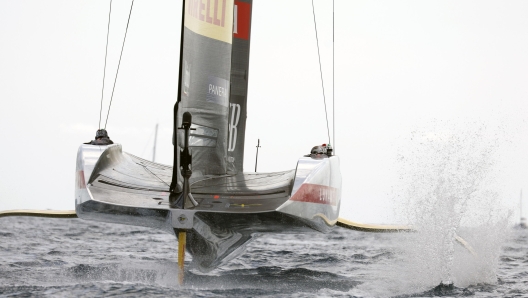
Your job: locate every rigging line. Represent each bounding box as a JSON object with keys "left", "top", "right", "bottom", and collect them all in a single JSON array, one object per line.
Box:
[
  {"left": 333, "top": 0, "right": 335, "bottom": 152},
  {"left": 98, "top": 0, "right": 113, "bottom": 130},
  {"left": 311, "top": 0, "right": 331, "bottom": 145},
  {"left": 141, "top": 164, "right": 171, "bottom": 187},
  {"left": 104, "top": 0, "right": 135, "bottom": 130}
]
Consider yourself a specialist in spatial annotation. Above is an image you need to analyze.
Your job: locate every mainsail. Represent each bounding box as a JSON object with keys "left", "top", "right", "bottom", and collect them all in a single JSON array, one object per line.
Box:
[
  {"left": 176, "top": 0, "right": 252, "bottom": 176},
  {"left": 227, "top": 0, "right": 252, "bottom": 173}
]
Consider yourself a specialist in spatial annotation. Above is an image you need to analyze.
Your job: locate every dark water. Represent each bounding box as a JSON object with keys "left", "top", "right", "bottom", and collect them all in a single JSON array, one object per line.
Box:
[{"left": 0, "top": 217, "right": 527, "bottom": 297}]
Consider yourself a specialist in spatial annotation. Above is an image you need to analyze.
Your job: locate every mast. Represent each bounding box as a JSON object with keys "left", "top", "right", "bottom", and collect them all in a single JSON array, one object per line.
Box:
[
  {"left": 169, "top": 0, "right": 187, "bottom": 200},
  {"left": 520, "top": 189, "right": 527, "bottom": 228},
  {"left": 254, "top": 139, "right": 260, "bottom": 172},
  {"left": 152, "top": 123, "right": 158, "bottom": 162},
  {"left": 172, "top": 0, "right": 187, "bottom": 286},
  {"left": 521, "top": 189, "right": 523, "bottom": 223}
]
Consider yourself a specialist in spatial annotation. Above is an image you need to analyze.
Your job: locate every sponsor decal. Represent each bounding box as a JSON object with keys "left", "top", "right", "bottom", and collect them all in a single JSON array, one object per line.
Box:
[
  {"left": 206, "top": 76, "right": 229, "bottom": 107},
  {"left": 234, "top": 1, "right": 251, "bottom": 40},
  {"left": 76, "top": 170, "right": 86, "bottom": 189},
  {"left": 185, "top": 0, "right": 234, "bottom": 44},
  {"left": 290, "top": 183, "right": 338, "bottom": 206},
  {"left": 228, "top": 103, "right": 241, "bottom": 152}
]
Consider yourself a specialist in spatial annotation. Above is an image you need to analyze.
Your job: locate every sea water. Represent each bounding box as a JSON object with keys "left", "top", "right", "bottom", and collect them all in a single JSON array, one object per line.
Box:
[{"left": 0, "top": 217, "right": 526, "bottom": 297}]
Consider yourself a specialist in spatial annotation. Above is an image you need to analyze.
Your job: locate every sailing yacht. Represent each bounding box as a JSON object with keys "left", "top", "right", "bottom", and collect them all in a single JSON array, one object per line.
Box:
[
  {"left": 0, "top": 1, "right": 477, "bottom": 283},
  {"left": 75, "top": 0, "right": 343, "bottom": 273}
]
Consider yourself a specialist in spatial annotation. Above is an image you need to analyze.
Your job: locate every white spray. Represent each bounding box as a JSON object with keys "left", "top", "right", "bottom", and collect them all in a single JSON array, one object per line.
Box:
[
  {"left": 394, "top": 122, "right": 510, "bottom": 291},
  {"left": 354, "top": 121, "right": 513, "bottom": 296}
]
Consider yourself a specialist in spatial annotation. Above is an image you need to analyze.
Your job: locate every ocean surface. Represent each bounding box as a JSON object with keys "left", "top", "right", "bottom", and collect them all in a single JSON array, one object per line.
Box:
[{"left": 0, "top": 217, "right": 526, "bottom": 297}]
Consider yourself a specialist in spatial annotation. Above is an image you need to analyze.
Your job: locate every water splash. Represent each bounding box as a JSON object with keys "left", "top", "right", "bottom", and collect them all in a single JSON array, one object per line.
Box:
[
  {"left": 353, "top": 121, "right": 512, "bottom": 296},
  {"left": 395, "top": 122, "right": 510, "bottom": 291}
]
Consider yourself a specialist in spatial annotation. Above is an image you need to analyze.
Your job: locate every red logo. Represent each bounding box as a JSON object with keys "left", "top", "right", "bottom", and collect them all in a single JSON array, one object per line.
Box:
[
  {"left": 187, "top": 0, "right": 228, "bottom": 27},
  {"left": 290, "top": 184, "right": 338, "bottom": 206},
  {"left": 234, "top": 1, "right": 251, "bottom": 40}
]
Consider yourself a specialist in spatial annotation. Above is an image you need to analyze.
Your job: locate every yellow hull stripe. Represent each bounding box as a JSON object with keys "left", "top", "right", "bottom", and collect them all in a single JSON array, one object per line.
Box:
[
  {"left": 0, "top": 210, "right": 77, "bottom": 218},
  {"left": 336, "top": 217, "right": 412, "bottom": 233}
]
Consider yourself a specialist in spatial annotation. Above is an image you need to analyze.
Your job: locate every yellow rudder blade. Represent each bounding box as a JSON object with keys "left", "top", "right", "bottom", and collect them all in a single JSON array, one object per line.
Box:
[{"left": 178, "top": 230, "right": 186, "bottom": 285}]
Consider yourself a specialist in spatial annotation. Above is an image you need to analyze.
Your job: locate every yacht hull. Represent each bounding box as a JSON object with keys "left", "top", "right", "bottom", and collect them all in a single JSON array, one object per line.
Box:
[{"left": 75, "top": 144, "right": 342, "bottom": 272}]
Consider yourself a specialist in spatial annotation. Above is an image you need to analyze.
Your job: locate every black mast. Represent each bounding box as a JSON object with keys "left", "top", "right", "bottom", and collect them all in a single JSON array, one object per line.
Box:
[
  {"left": 169, "top": 0, "right": 187, "bottom": 206},
  {"left": 172, "top": 0, "right": 189, "bottom": 284}
]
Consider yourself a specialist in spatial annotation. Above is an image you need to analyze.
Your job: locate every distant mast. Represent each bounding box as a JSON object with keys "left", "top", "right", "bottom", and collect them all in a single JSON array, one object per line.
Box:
[
  {"left": 153, "top": 123, "right": 158, "bottom": 162},
  {"left": 254, "top": 139, "right": 261, "bottom": 172},
  {"left": 520, "top": 189, "right": 526, "bottom": 228}
]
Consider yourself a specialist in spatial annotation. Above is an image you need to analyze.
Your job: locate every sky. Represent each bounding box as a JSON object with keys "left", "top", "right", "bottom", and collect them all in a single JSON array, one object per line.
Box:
[{"left": 1, "top": 0, "right": 528, "bottom": 224}]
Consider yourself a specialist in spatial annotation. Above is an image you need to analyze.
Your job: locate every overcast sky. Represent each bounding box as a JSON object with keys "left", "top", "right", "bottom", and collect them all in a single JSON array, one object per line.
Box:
[{"left": 1, "top": 0, "right": 528, "bottom": 224}]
